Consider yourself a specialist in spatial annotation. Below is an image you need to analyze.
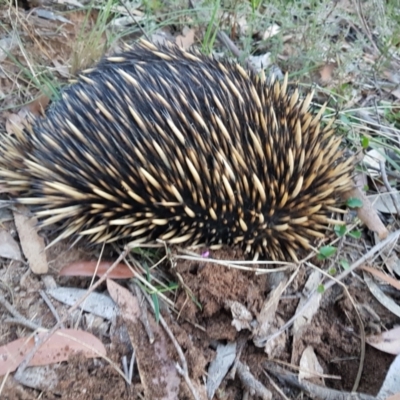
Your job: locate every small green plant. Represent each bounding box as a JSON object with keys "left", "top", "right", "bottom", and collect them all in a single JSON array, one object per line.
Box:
[{"left": 317, "top": 245, "right": 337, "bottom": 260}]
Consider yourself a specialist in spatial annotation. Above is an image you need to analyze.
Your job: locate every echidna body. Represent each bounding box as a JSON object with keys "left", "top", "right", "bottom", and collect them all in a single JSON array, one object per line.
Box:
[{"left": 0, "top": 40, "right": 354, "bottom": 261}]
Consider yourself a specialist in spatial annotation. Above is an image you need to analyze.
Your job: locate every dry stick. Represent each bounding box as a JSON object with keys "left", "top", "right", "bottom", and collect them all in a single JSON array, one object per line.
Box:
[
  {"left": 265, "top": 362, "right": 376, "bottom": 400},
  {"left": 119, "top": 0, "right": 151, "bottom": 41},
  {"left": 0, "top": 296, "right": 42, "bottom": 331},
  {"left": 262, "top": 370, "right": 290, "bottom": 400},
  {"left": 236, "top": 362, "right": 272, "bottom": 400},
  {"left": 40, "top": 290, "right": 65, "bottom": 328},
  {"left": 14, "top": 246, "right": 131, "bottom": 381}
]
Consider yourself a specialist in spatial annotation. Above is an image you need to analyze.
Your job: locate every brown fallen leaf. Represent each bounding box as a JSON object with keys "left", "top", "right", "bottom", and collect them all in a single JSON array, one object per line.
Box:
[
  {"left": 319, "top": 62, "right": 337, "bottom": 85},
  {"left": 360, "top": 265, "right": 400, "bottom": 290},
  {"left": 59, "top": 260, "right": 138, "bottom": 279},
  {"left": 26, "top": 94, "right": 50, "bottom": 116},
  {"left": 175, "top": 27, "right": 195, "bottom": 50},
  {"left": 13, "top": 205, "right": 48, "bottom": 274},
  {"left": 0, "top": 329, "right": 106, "bottom": 376}
]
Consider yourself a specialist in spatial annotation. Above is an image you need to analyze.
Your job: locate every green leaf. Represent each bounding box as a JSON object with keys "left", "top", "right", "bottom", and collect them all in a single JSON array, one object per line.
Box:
[
  {"left": 152, "top": 293, "right": 160, "bottom": 323},
  {"left": 348, "top": 230, "right": 362, "bottom": 239},
  {"left": 346, "top": 197, "right": 363, "bottom": 208},
  {"left": 334, "top": 225, "right": 347, "bottom": 237},
  {"left": 328, "top": 267, "right": 337, "bottom": 275},
  {"left": 361, "top": 135, "right": 370, "bottom": 148},
  {"left": 340, "top": 259, "right": 350, "bottom": 270},
  {"left": 317, "top": 245, "right": 337, "bottom": 260},
  {"left": 317, "top": 284, "right": 325, "bottom": 293}
]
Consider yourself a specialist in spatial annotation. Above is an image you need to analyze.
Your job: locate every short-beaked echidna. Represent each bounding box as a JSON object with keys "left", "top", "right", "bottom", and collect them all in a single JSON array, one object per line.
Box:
[{"left": 0, "top": 40, "right": 354, "bottom": 261}]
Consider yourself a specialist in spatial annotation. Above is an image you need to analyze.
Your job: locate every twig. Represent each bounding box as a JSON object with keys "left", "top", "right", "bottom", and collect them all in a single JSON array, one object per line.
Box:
[
  {"left": 40, "top": 290, "right": 64, "bottom": 328},
  {"left": 264, "top": 362, "right": 376, "bottom": 400},
  {"left": 262, "top": 370, "right": 290, "bottom": 400},
  {"left": 0, "top": 296, "right": 42, "bottom": 331},
  {"left": 236, "top": 362, "right": 272, "bottom": 400},
  {"left": 132, "top": 283, "right": 155, "bottom": 344}
]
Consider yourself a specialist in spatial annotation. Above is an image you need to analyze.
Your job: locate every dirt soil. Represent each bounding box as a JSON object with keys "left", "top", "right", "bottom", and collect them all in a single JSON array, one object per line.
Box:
[{"left": 0, "top": 242, "right": 398, "bottom": 399}]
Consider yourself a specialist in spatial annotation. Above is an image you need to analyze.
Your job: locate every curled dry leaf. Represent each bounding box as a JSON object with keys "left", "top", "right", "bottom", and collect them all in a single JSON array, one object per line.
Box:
[
  {"left": 226, "top": 300, "right": 253, "bottom": 331},
  {"left": 366, "top": 326, "right": 400, "bottom": 355},
  {"left": 299, "top": 346, "right": 325, "bottom": 384}
]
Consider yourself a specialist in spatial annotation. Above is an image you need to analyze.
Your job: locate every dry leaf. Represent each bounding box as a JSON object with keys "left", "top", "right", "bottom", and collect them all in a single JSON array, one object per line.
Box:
[
  {"left": 0, "top": 229, "right": 22, "bottom": 261},
  {"left": 262, "top": 24, "right": 280, "bottom": 40},
  {"left": 369, "top": 193, "right": 400, "bottom": 215},
  {"left": 175, "top": 27, "right": 195, "bottom": 49},
  {"left": 207, "top": 342, "right": 236, "bottom": 399},
  {"left": 292, "top": 270, "right": 322, "bottom": 364},
  {"left": 5, "top": 113, "right": 25, "bottom": 135},
  {"left": 363, "top": 149, "right": 386, "bottom": 178},
  {"left": 59, "top": 260, "right": 137, "bottom": 279},
  {"left": 0, "top": 329, "right": 106, "bottom": 376},
  {"left": 360, "top": 265, "right": 400, "bottom": 290},
  {"left": 48, "top": 287, "right": 118, "bottom": 320},
  {"left": 299, "top": 346, "right": 325, "bottom": 384},
  {"left": 26, "top": 95, "right": 50, "bottom": 116},
  {"left": 13, "top": 205, "right": 48, "bottom": 274},
  {"left": 377, "top": 355, "right": 400, "bottom": 399},
  {"left": 363, "top": 273, "right": 400, "bottom": 318},
  {"left": 319, "top": 62, "right": 336, "bottom": 84},
  {"left": 366, "top": 327, "right": 400, "bottom": 355},
  {"left": 226, "top": 300, "right": 253, "bottom": 331}
]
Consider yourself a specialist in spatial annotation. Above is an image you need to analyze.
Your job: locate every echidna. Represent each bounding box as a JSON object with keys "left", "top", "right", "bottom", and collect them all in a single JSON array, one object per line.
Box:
[{"left": 0, "top": 40, "right": 354, "bottom": 261}]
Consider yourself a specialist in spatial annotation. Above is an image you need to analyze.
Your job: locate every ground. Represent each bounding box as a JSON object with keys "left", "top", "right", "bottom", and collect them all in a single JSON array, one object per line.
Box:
[{"left": 0, "top": 0, "right": 400, "bottom": 399}]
